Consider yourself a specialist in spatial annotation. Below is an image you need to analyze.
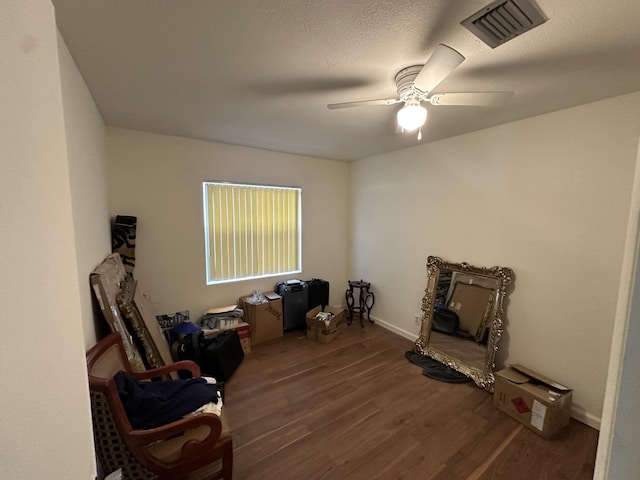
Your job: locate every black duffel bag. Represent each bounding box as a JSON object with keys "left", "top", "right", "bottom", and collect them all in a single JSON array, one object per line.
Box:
[
  {"left": 431, "top": 308, "right": 459, "bottom": 335},
  {"left": 198, "top": 330, "right": 244, "bottom": 382}
]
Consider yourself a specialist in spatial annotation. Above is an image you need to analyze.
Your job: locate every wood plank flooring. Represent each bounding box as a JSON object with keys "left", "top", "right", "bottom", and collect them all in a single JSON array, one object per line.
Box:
[{"left": 223, "top": 323, "right": 598, "bottom": 480}]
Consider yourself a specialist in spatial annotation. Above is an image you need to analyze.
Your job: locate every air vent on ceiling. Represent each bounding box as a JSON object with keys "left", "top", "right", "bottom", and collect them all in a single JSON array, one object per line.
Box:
[{"left": 461, "top": 0, "right": 547, "bottom": 48}]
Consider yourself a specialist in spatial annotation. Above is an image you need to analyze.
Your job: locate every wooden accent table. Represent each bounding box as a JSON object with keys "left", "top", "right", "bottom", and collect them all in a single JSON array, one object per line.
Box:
[{"left": 345, "top": 280, "right": 375, "bottom": 327}]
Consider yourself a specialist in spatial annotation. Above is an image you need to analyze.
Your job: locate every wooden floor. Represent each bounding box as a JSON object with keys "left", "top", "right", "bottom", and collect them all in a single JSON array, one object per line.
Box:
[{"left": 223, "top": 323, "right": 599, "bottom": 480}]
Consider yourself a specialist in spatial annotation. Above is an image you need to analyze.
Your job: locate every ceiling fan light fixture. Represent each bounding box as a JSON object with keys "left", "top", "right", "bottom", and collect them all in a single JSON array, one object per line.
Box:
[{"left": 397, "top": 101, "right": 427, "bottom": 132}]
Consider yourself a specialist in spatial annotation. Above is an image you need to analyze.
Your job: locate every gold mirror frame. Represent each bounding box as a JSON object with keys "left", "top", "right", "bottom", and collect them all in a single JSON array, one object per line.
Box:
[
  {"left": 415, "top": 256, "right": 514, "bottom": 391},
  {"left": 116, "top": 276, "right": 174, "bottom": 370}
]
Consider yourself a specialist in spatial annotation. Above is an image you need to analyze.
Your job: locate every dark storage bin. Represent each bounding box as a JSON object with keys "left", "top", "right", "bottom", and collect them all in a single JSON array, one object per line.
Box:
[
  {"left": 304, "top": 278, "right": 330, "bottom": 310},
  {"left": 275, "top": 280, "right": 309, "bottom": 331}
]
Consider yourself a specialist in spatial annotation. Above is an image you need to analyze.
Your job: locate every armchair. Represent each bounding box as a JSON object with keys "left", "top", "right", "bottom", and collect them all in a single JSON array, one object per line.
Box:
[{"left": 87, "top": 332, "right": 233, "bottom": 480}]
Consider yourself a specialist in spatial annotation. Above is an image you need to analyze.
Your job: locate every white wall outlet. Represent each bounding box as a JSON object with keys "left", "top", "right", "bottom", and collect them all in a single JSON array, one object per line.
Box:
[{"left": 414, "top": 314, "right": 421, "bottom": 325}]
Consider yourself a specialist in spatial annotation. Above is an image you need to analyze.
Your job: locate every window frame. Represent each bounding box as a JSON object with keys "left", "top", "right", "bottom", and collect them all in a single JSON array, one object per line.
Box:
[{"left": 202, "top": 181, "right": 302, "bottom": 285}]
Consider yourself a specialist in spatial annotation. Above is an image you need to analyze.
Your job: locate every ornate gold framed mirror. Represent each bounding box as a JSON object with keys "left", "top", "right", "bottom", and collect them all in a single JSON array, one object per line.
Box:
[
  {"left": 415, "top": 256, "right": 514, "bottom": 391},
  {"left": 116, "top": 276, "right": 174, "bottom": 371}
]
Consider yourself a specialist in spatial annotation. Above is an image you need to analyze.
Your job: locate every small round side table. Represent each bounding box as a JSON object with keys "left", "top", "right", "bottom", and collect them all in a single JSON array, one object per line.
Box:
[{"left": 345, "top": 280, "right": 375, "bottom": 327}]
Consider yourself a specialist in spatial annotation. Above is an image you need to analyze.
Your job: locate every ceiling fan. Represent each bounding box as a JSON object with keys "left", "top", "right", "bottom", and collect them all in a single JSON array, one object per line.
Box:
[{"left": 327, "top": 44, "right": 512, "bottom": 140}]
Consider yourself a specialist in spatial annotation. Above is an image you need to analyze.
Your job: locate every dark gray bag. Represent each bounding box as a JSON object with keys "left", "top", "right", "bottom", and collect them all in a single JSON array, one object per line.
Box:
[{"left": 431, "top": 308, "right": 459, "bottom": 335}]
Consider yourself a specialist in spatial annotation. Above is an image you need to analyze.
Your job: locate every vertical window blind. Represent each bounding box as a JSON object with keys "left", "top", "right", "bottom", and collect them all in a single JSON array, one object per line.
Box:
[{"left": 203, "top": 182, "right": 301, "bottom": 284}]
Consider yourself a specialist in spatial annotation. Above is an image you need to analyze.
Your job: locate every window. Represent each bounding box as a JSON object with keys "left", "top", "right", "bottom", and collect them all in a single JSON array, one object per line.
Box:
[{"left": 203, "top": 181, "right": 301, "bottom": 284}]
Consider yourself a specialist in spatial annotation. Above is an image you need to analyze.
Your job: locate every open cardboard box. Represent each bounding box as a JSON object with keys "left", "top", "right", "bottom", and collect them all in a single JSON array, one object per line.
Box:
[
  {"left": 238, "top": 291, "right": 283, "bottom": 345},
  {"left": 493, "top": 364, "right": 572, "bottom": 439},
  {"left": 305, "top": 305, "right": 346, "bottom": 344}
]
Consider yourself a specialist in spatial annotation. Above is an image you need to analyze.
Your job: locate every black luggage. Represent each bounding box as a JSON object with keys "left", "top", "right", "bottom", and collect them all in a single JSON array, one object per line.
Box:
[
  {"left": 274, "top": 280, "right": 308, "bottom": 331},
  {"left": 198, "top": 330, "right": 244, "bottom": 382},
  {"left": 304, "top": 278, "right": 329, "bottom": 310}
]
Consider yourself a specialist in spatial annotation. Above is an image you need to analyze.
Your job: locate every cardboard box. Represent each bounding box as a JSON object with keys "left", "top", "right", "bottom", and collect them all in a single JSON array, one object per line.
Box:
[
  {"left": 239, "top": 292, "right": 283, "bottom": 345},
  {"left": 239, "top": 336, "right": 251, "bottom": 354},
  {"left": 494, "top": 364, "right": 572, "bottom": 439},
  {"left": 204, "top": 304, "right": 238, "bottom": 315},
  {"left": 447, "top": 282, "right": 494, "bottom": 339},
  {"left": 305, "top": 306, "right": 346, "bottom": 344},
  {"left": 306, "top": 324, "right": 344, "bottom": 344},
  {"left": 235, "top": 323, "right": 251, "bottom": 354}
]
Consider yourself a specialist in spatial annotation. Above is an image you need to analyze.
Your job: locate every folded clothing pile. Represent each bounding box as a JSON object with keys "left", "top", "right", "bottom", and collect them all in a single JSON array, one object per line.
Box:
[{"left": 115, "top": 371, "right": 224, "bottom": 429}]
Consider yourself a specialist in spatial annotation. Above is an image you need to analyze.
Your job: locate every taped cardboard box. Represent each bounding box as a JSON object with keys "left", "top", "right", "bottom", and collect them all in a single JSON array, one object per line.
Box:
[
  {"left": 494, "top": 364, "right": 572, "bottom": 439},
  {"left": 239, "top": 291, "right": 283, "bottom": 345},
  {"left": 305, "top": 306, "right": 346, "bottom": 344},
  {"left": 306, "top": 325, "right": 343, "bottom": 344}
]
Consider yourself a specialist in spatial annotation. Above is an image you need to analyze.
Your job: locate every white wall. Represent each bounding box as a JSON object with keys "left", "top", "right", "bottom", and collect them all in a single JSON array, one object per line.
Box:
[
  {"left": 58, "top": 32, "right": 112, "bottom": 349},
  {"left": 106, "top": 128, "right": 349, "bottom": 318},
  {"left": 604, "top": 224, "right": 640, "bottom": 477},
  {"left": 0, "top": 1, "right": 96, "bottom": 478},
  {"left": 349, "top": 92, "right": 640, "bottom": 426}
]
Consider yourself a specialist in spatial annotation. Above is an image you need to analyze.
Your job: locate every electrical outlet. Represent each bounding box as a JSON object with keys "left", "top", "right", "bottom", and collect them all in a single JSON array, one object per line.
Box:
[{"left": 414, "top": 314, "right": 421, "bottom": 325}]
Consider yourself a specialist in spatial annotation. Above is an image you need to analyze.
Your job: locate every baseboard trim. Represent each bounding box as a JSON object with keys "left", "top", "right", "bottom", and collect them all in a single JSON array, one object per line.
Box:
[
  {"left": 571, "top": 407, "right": 601, "bottom": 430},
  {"left": 370, "top": 315, "right": 418, "bottom": 342},
  {"left": 371, "top": 315, "right": 602, "bottom": 430}
]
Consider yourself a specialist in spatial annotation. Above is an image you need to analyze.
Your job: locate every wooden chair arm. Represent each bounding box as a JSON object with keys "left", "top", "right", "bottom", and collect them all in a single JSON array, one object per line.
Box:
[
  {"left": 128, "top": 412, "right": 221, "bottom": 446},
  {"left": 133, "top": 359, "right": 201, "bottom": 380},
  {"left": 126, "top": 412, "right": 223, "bottom": 474}
]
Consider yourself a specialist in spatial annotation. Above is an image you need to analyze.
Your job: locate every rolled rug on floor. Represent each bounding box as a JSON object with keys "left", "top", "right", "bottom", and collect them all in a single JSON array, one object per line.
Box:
[{"left": 404, "top": 351, "right": 471, "bottom": 383}]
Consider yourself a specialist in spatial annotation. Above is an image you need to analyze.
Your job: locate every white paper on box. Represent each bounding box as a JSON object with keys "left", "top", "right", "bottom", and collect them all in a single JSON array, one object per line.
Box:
[{"left": 530, "top": 399, "right": 547, "bottom": 431}]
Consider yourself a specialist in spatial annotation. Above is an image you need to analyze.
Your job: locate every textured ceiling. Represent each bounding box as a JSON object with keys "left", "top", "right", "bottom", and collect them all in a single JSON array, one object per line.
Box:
[{"left": 53, "top": 0, "right": 640, "bottom": 161}]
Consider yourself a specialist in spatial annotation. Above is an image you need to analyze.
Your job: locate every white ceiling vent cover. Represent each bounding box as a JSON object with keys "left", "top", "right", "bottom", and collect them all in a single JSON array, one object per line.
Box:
[{"left": 461, "top": 0, "right": 547, "bottom": 48}]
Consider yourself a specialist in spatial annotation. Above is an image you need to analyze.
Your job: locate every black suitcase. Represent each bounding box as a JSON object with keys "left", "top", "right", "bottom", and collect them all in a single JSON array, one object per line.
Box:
[
  {"left": 197, "top": 330, "right": 244, "bottom": 382},
  {"left": 304, "top": 278, "right": 329, "bottom": 310},
  {"left": 274, "top": 280, "right": 308, "bottom": 331}
]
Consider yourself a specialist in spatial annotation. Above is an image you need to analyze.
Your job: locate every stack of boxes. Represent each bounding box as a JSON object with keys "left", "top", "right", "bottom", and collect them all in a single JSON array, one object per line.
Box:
[
  {"left": 201, "top": 304, "right": 252, "bottom": 354},
  {"left": 205, "top": 285, "right": 346, "bottom": 349}
]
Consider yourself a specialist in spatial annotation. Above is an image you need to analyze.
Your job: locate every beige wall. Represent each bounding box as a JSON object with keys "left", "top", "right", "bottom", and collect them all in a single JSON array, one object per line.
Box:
[
  {"left": 58, "top": 32, "right": 112, "bottom": 349},
  {"left": 0, "top": 1, "right": 96, "bottom": 477},
  {"left": 595, "top": 134, "right": 640, "bottom": 478},
  {"left": 106, "top": 128, "right": 349, "bottom": 318},
  {"left": 349, "top": 92, "right": 640, "bottom": 426}
]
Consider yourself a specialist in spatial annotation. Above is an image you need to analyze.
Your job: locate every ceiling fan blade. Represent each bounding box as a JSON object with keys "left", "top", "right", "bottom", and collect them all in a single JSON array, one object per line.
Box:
[
  {"left": 429, "top": 92, "right": 513, "bottom": 106},
  {"left": 327, "top": 98, "right": 400, "bottom": 110},
  {"left": 413, "top": 44, "right": 465, "bottom": 94}
]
